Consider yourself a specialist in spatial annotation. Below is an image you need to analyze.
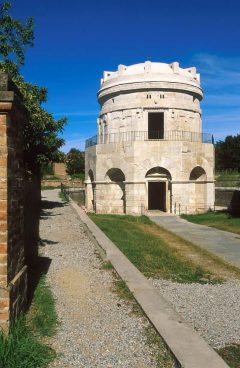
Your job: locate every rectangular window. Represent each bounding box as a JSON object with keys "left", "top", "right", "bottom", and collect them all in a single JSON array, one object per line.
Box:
[{"left": 148, "top": 112, "right": 164, "bottom": 139}]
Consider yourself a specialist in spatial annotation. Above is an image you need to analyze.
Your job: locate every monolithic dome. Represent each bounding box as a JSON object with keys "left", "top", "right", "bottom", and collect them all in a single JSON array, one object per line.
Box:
[{"left": 85, "top": 61, "right": 214, "bottom": 215}]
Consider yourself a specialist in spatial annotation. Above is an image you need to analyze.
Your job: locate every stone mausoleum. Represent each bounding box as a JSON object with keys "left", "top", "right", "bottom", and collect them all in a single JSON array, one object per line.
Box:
[{"left": 85, "top": 61, "right": 214, "bottom": 215}]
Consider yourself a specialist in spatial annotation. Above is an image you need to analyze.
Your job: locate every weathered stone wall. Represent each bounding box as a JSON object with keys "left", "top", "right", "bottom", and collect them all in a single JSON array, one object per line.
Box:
[
  {"left": 0, "top": 73, "right": 32, "bottom": 330},
  {"left": 42, "top": 179, "right": 84, "bottom": 188},
  {"left": 86, "top": 139, "right": 214, "bottom": 214},
  {"left": 215, "top": 187, "right": 240, "bottom": 208},
  {"left": 85, "top": 61, "right": 215, "bottom": 215}
]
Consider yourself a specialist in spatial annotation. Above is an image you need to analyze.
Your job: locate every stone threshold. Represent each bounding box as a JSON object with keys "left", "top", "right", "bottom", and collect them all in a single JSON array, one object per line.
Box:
[{"left": 69, "top": 198, "right": 229, "bottom": 368}]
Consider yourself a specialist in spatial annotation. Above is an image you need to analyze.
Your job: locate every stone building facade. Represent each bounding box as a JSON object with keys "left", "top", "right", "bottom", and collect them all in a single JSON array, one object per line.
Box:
[{"left": 85, "top": 61, "right": 214, "bottom": 215}]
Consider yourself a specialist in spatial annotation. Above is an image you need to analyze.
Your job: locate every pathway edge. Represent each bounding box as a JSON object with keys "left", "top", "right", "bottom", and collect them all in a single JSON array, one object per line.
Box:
[{"left": 69, "top": 199, "right": 229, "bottom": 368}]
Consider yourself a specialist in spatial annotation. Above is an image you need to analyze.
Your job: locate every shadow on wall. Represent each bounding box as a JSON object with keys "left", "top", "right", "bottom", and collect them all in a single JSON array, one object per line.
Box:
[
  {"left": 24, "top": 173, "right": 41, "bottom": 266},
  {"left": 229, "top": 190, "right": 240, "bottom": 217}
]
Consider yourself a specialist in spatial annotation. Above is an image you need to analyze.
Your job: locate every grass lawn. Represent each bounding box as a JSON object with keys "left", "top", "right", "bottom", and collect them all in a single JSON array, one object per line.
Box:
[
  {"left": 181, "top": 212, "right": 240, "bottom": 235},
  {"left": 89, "top": 214, "right": 240, "bottom": 283},
  {"left": 216, "top": 171, "right": 240, "bottom": 187}
]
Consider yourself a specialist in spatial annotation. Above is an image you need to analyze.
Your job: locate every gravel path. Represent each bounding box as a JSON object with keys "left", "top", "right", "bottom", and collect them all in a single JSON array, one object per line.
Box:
[
  {"left": 151, "top": 278, "right": 240, "bottom": 348},
  {"left": 40, "top": 190, "right": 170, "bottom": 368}
]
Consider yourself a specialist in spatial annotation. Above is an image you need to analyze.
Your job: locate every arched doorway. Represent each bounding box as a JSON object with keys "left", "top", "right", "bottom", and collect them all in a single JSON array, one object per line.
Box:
[{"left": 145, "top": 167, "right": 172, "bottom": 212}]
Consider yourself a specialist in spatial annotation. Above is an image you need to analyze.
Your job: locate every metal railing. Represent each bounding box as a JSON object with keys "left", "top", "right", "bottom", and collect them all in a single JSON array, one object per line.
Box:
[{"left": 85, "top": 130, "right": 214, "bottom": 148}]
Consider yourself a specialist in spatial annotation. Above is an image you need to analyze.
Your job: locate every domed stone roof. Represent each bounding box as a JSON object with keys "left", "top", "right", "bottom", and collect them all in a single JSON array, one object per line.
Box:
[{"left": 98, "top": 61, "right": 202, "bottom": 101}]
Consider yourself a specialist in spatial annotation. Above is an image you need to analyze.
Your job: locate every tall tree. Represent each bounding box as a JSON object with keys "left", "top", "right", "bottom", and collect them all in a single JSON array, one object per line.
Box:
[
  {"left": 66, "top": 149, "right": 85, "bottom": 175},
  {"left": 0, "top": 1, "right": 67, "bottom": 174},
  {"left": 215, "top": 135, "right": 240, "bottom": 171}
]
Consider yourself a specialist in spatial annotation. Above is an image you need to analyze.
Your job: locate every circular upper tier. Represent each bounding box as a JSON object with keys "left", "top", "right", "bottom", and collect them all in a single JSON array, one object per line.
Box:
[{"left": 98, "top": 61, "right": 203, "bottom": 102}]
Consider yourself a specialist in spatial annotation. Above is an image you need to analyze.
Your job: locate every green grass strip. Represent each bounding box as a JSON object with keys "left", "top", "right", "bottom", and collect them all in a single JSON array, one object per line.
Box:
[
  {"left": 89, "top": 214, "right": 210, "bottom": 283},
  {"left": 30, "top": 275, "right": 58, "bottom": 337},
  {"left": 217, "top": 344, "right": 240, "bottom": 368},
  {"left": 181, "top": 212, "right": 240, "bottom": 235},
  {"left": 0, "top": 275, "right": 58, "bottom": 367}
]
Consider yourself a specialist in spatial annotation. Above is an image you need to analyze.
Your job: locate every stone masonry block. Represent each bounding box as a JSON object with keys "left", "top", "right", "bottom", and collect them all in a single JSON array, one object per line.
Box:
[
  {"left": 0, "top": 222, "right": 7, "bottom": 231},
  {"left": 0, "top": 157, "right": 7, "bottom": 167},
  {"left": 0, "top": 190, "right": 7, "bottom": 200},
  {"left": 0, "top": 275, "right": 7, "bottom": 285},
  {"left": 0, "top": 212, "right": 7, "bottom": 221},
  {"left": 0, "top": 201, "right": 7, "bottom": 211},
  {"left": 0, "top": 115, "right": 6, "bottom": 124},
  {"left": 0, "top": 232, "right": 7, "bottom": 242},
  {"left": 0, "top": 244, "right": 7, "bottom": 253},
  {"left": 0, "top": 254, "right": 7, "bottom": 263},
  {"left": 0, "top": 298, "right": 9, "bottom": 308},
  {"left": 0, "top": 264, "right": 7, "bottom": 274},
  {"left": 0, "top": 167, "right": 7, "bottom": 177}
]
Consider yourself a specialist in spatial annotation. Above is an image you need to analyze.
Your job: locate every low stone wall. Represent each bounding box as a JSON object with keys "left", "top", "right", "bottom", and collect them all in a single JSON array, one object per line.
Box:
[
  {"left": 215, "top": 187, "right": 240, "bottom": 207},
  {"left": 42, "top": 179, "right": 84, "bottom": 188}
]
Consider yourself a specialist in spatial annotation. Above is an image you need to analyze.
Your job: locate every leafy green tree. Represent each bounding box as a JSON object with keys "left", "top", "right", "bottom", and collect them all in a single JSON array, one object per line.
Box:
[
  {"left": 215, "top": 135, "right": 240, "bottom": 172},
  {"left": 0, "top": 1, "right": 67, "bottom": 174},
  {"left": 0, "top": 0, "right": 34, "bottom": 76},
  {"left": 66, "top": 149, "right": 85, "bottom": 175}
]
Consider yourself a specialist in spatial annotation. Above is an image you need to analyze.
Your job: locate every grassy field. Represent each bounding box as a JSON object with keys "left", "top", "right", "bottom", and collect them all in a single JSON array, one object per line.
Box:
[
  {"left": 89, "top": 214, "right": 240, "bottom": 283},
  {"left": 181, "top": 212, "right": 240, "bottom": 235},
  {"left": 0, "top": 275, "right": 58, "bottom": 368},
  {"left": 216, "top": 171, "right": 240, "bottom": 187}
]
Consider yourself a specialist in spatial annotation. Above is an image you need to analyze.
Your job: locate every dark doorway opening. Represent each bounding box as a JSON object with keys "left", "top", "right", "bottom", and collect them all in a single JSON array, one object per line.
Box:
[
  {"left": 148, "top": 112, "right": 164, "bottom": 139},
  {"left": 148, "top": 182, "right": 166, "bottom": 211}
]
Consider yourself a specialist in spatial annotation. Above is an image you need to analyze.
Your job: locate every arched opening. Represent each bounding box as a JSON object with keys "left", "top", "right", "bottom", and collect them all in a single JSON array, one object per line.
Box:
[
  {"left": 106, "top": 168, "right": 125, "bottom": 182},
  {"left": 190, "top": 166, "right": 207, "bottom": 181},
  {"left": 105, "top": 168, "right": 126, "bottom": 213},
  {"left": 189, "top": 166, "right": 207, "bottom": 211},
  {"left": 146, "top": 167, "right": 172, "bottom": 180},
  {"left": 145, "top": 167, "right": 172, "bottom": 212}
]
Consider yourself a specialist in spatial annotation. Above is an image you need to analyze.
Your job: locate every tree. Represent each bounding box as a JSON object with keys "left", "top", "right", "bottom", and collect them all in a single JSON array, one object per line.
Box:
[
  {"left": 215, "top": 135, "right": 240, "bottom": 172},
  {"left": 66, "top": 149, "right": 85, "bottom": 176},
  {"left": 0, "top": 1, "right": 67, "bottom": 174},
  {"left": 0, "top": 1, "right": 34, "bottom": 76}
]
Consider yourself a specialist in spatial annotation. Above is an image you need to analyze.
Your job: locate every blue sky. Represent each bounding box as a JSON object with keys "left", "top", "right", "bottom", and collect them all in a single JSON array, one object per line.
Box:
[{"left": 11, "top": 0, "right": 240, "bottom": 152}]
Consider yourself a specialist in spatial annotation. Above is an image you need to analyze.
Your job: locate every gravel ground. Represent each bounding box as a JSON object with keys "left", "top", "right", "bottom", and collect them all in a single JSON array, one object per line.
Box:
[
  {"left": 151, "top": 278, "right": 240, "bottom": 348},
  {"left": 40, "top": 190, "right": 172, "bottom": 368}
]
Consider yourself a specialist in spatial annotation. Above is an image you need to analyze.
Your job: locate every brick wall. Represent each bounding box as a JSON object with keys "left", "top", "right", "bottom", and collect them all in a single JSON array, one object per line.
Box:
[{"left": 0, "top": 73, "right": 29, "bottom": 330}]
